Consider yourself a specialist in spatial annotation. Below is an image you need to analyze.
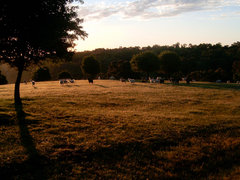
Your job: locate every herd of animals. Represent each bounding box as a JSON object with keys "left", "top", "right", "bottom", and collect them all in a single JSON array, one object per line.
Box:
[{"left": 22, "top": 77, "right": 240, "bottom": 86}]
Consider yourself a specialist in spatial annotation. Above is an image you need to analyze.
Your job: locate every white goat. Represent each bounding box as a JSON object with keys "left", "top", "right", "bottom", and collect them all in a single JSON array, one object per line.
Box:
[
  {"left": 149, "top": 77, "right": 159, "bottom": 83},
  {"left": 69, "top": 79, "right": 75, "bottom": 83},
  {"left": 120, "top": 78, "right": 126, "bottom": 83},
  {"left": 128, "top": 78, "right": 135, "bottom": 83},
  {"left": 31, "top": 80, "right": 35, "bottom": 86}
]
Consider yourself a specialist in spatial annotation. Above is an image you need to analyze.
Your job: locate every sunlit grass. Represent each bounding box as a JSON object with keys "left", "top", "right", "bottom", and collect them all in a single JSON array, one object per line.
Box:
[{"left": 0, "top": 80, "right": 240, "bottom": 179}]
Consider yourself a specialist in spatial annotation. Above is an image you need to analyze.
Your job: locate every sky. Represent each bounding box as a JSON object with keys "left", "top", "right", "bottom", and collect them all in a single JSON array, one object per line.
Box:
[{"left": 74, "top": 0, "right": 240, "bottom": 52}]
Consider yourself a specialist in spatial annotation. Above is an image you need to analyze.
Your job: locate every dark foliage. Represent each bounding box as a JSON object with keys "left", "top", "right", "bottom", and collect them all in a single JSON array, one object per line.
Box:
[
  {"left": 58, "top": 71, "right": 72, "bottom": 79},
  {"left": 108, "top": 60, "right": 137, "bottom": 79},
  {"left": 0, "top": 0, "right": 87, "bottom": 104},
  {"left": 32, "top": 67, "right": 51, "bottom": 81},
  {"left": 0, "top": 71, "right": 8, "bottom": 85},
  {"left": 232, "top": 61, "right": 240, "bottom": 81},
  {"left": 72, "top": 47, "right": 141, "bottom": 74},
  {"left": 159, "top": 51, "right": 181, "bottom": 78},
  {"left": 70, "top": 42, "right": 239, "bottom": 82},
  {"left": 130, "top": 51, "right": 160, "bottom": 76},
  {"left": 81, "top": 55, "right": 100, "bottom": 78},
  {"left": 2, "top": 42, "right": 240, "bottom": 82}
]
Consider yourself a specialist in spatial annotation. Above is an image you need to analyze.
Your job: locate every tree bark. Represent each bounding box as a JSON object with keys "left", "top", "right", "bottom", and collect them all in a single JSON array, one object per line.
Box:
[{"left": 14, "top": 63, "right": 24, "bottom": 105}]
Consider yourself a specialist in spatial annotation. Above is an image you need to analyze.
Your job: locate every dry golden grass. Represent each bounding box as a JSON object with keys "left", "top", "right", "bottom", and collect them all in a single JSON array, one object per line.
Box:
[{"left": 0, "top": 80, "right": 240, "bottom": 179}]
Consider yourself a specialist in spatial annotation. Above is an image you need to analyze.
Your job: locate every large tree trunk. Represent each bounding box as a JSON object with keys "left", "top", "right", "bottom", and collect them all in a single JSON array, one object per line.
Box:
[{"left": 14, "top": 64, "right": 24, "bottom": 105}]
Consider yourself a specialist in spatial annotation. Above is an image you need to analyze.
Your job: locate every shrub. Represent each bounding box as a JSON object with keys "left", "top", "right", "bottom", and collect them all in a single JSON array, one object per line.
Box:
[
  {"left": 0, "top": 71, "right": 8, "bottom": 85},
  {"left": 32, "top": 67, "right": 51, "bottom": 81},
  {"left": 81, "top": 55, "right": 100, "bottom": 78},
  {"left": 130, "top": 51, "right": 160, "bottom": 77},
  {"left": 58, "top": 71, "right": 72, "bottom": 79},
  {"left": 158, "top": 51, "right": 181, "bottom": 78}
]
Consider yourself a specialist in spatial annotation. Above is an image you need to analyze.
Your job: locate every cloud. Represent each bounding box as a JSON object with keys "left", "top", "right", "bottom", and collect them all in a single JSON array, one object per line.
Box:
[{"left": 78, "top": 0, "right": 240, "bottom": 20}]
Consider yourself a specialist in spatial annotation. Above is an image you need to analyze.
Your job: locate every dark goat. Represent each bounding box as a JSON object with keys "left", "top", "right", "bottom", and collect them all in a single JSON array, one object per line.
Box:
[{"left": 88, "top": 78, "right": 93, "bottom": 84}]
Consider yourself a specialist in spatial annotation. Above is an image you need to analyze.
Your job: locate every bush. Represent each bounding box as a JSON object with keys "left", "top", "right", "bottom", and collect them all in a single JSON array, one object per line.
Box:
[
  {"left": 33, "top": 67, "right": 51, "bottom": 81},
  {"left": 130, "top": 51, "right": 160, "bottom": 76},
  {"left": 81, "top": 55, "right": 100, "bottom": 78},
  {"left": 58, "top": 71, "right": 72, "bottom": 79},
  {"left": 158, "top": 51, "right": 181, "bottom": 77},
  {"left": 0, "top": 71, "right": 8, "bottom": 85}
]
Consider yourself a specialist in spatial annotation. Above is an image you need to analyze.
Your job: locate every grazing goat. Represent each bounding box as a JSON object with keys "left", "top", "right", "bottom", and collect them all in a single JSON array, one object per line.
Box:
[
  {"left": 120, "top": 78, "right": 126, "bottom": 83},
  {"left": 149, "top": 77, "right": 159, "bottom": 83},
  {"left": 88, "top": 78, "right": 93, "bottom": 84},
  {"left": 69, "top": 79, "right": 75, "bottom": 83},
  {"left": 59, "top": 79, "right": 64, "bottom": 84},
  {"left": 149, "top": 77, "right": 156, "bottom": 83},
  {"left": 128, "top": 78, "right": 135, "bottom": 83},
  {"left": 59, "top": 79, "right": 68, "bottom": 84}
]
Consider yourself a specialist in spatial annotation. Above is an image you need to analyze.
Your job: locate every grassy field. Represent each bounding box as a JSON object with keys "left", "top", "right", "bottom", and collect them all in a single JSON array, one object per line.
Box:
[{"left": 0, "top": 80, "right": 240, "bottom": 179}]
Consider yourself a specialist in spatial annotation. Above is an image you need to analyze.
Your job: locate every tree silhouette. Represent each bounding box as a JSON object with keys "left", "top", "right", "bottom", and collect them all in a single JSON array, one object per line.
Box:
[
  {"left": 130, "top": 51, "right": 160, "bottom": 77},
  {"left": 108, "top": 60, "right": 135, "bottom": 79},
  {"left": 232, "top": 61, "right": 240, "bottom": 81},
  {"left": 0, "top": 0, "right": 87, "bottom": 104},
  {"left": 81, "top": 55, "right": 100, "bottom": 78},
  {"left": 0, "top": 71, "right": 8, "bottom": 85},
  {"left": 33, "top": 67, "right": 51, "bottom": 81},
  {"left": 58, "top": 71, "right": 72, "bottom": 79},
  {"left": 158, "top": 51, "right": 181, "bottom": 78}
]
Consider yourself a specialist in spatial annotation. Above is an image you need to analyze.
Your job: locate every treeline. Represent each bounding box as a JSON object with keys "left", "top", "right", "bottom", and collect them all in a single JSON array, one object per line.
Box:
[
  {"left": 68, "top": 42, "right": 240, "bottom": 82},
  {"left": 1, "top": 42, "right": 240, "bottom": 83}
]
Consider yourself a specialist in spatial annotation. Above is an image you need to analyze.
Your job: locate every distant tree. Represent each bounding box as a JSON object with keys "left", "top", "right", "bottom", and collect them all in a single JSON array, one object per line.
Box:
[
  {"left": 130, "top": 51, "right": 160, "bottom": 77},
  {"left": 58, "top": 71, "right": 72, "bottom": 79},
  {"left": 214, "top": 68, "right": 228, "bottom": 82},
  {"left": 188, "top": 71, "right": 204, "bottom": 81},
  {"left": 108, "top": 60, "right": 135, "bottom": 79},
  {"left": 232, "top": 61, "right": 240, "bottom": 81},
  {"left": 49, "top": 42, "right": 240, "bottom": 82},
  {"left": 158, "top": 51, "right": 181, "bottom": 78},
  {"left": 0, "top": 0, "right": 87, "bottom": 105},
  {"left": 0, "top": 71, "right": 8, "bottom": 85},
  {"left": 32, "top": 67, "right": 51, "bottom": 81},
  {"left": 81, "top": 55, "right": 100, "bottom": 78}
]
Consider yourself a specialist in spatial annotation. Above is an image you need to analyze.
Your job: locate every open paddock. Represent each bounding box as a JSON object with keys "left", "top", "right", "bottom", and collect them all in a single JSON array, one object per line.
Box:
[{"left": 0, "top": 80, "right": 240, "bottom": 179}]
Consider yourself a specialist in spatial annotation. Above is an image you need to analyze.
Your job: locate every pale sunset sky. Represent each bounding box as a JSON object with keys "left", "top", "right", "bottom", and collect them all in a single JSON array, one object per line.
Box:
[{"left": 74, "top": 0, "right": 240, "bottom": 52}]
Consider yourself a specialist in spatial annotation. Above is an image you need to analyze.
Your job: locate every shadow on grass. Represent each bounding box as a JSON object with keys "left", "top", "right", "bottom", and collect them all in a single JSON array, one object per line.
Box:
[
  {"left": 0, "top": 113, "right": 14, "bottom": 126},
  {"left": 15, "top": 104, "right": 40, "bottom": 159},
  {"left": 65, "top": 84, "right": 81, "bottom": 87},
  {"left": 0, "top": 104, "right": 48, "bottom": 179},
  {"left": 0, "top": 101, "right": 15, "bottom": 126},
  {"left": 172, "top": 82, "right": 240, "bottom": 90},
  {"left": 1, "top": 102, "right": 239, "bottom": 178},
  {"left": 93, "top": 84, "right": 108, "bottom": 88},
  {"left": 132, "top": 83, "right": 159, "bottom": 89},
  {"left": 52, "top": 122, "right": 240, "bottom": 179}
]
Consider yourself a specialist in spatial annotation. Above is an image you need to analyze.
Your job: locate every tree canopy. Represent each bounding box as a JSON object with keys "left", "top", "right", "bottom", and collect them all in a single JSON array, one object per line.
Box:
[
  {"left": 232, "top": 61, "right": 240, "bottom": 81},
  {"left": 158, "top": 51, "right": 181, "bottom": 77},
  {"left": 0, "top": 0, "right": 87, "bottom": 104},
  {"left": 108, "top": 60, "right": 136, "bottom": 79},
  {"left": 130, "top": 51, "right": 160, "bottom": 76},
  {"left": 58, "top": 71, "right": 72, "bottom": 79},
  {"left": 32, "top": 67, "right": 51, "bottom": 81},
  {"left": 81, "top": 55, "right": 100, "bottom": 78}
]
